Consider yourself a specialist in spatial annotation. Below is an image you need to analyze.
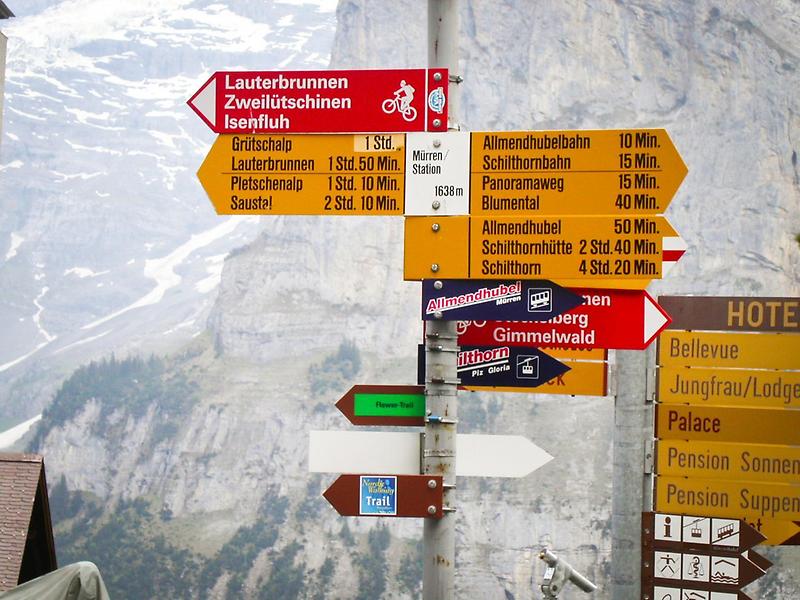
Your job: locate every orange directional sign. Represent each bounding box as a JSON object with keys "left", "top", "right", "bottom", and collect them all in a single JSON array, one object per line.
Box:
[
  {"left": 655, "top": 475, "right": 800, "bottom": 523},
  {"left": 197, "top": 134, "right": 406, "bottom": 215},
  {"left": 656, "top": 439, "right": 800, "bottom": 484},
  {"left": 657, "top": 366, "right": 800, "bottom": 408},
  {"left": 470, "top": 129, "right": 687, "bottom": 216},
  {"left": 658, "top": 330, "right": 800, "bottom": 370},
  {"left": 198, "top": 128, "right": 687, "bottom": 218},
  {"left": 463, "top": 358, "right": 608, "bottom": 396},
  {"left": 404, "top": 215, "right": 678, "bottom": 282},
  {"left": 655, "top": 404, "right": 800, "bottom": 445}
]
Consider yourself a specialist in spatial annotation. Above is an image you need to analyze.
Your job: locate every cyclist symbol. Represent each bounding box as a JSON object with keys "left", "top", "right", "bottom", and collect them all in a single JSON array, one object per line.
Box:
[{"left": 382, "top": 80, "right": 417, "bottom": 122}]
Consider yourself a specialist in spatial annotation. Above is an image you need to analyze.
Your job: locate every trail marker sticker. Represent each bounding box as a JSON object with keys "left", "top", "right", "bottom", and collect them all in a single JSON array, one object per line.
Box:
[{"left": 359, "top": 476, "right": 397, "bottom": 516}]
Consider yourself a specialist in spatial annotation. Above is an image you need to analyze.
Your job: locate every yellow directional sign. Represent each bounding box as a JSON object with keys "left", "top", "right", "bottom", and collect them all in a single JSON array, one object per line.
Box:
[
  {"left": 404, "top": 215, "right": 675, "bottom": 281},
  {"left": 464, "top": 358, "right": 608, "bottom": 396},
  {"left": 657, "top": 366, "right": 800, "bottom": 408},
  {"left": 755, "top": 518, "right": 800, "bottom": 546},
  {"left": 655, "top": 404, "right": 800, "bottom": 445},
  {"left": 656, "top": 439, "right": 800, "bottom": 484},
  {"left": 199, "top": 129, "right": 687, "bottom": 218},
  {"left": 542, "top": 348, "right": 607, "bottom": 361},
  {"left": 655, "top": 475, "right": 800, "bottom": 523},
  {"left": 197, "top": 134, "right": 406, "bottom": 215},
  {"left": 470, "top": 129, "right": 687, "bottom": 216},
  {"left": 657, "top": 330, "right": 800, "bottom": 370}
]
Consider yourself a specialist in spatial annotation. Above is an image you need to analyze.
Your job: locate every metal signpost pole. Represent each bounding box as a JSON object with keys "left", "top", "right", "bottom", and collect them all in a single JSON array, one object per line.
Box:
[
  {"left": 611, "top": 349, "right": 649, "bottom": 600},
  {"left": 424, "top": 2, "right": 460, "bottom": 599}
]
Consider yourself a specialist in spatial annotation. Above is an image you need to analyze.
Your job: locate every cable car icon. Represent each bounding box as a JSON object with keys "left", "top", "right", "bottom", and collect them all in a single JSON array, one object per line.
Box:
[{"left": 517, "top": 356, "right": 540, "bottom": 379}]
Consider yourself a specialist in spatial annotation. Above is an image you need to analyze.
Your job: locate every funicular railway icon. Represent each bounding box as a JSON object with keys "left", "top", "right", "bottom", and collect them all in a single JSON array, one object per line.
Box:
[
  {"left": 528, "top": 289, "right": 552, "bottom": 312},
  {"left": 715, "top": 522, "right": 736, "bottom": 542}
]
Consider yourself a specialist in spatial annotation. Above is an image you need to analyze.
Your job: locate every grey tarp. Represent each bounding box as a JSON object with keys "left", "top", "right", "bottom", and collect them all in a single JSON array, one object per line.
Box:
[{"left": 0, "top": 562, "right": 110, "bottom": 600}]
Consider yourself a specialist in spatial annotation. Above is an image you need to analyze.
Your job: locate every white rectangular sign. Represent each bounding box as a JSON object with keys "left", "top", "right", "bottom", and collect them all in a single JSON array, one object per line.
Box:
[
  {"left": 404, "top": 132, "right": 470, "bottom": 215},
  {"left": 308, "top": 430, "right": 553, "bottom": 478}
]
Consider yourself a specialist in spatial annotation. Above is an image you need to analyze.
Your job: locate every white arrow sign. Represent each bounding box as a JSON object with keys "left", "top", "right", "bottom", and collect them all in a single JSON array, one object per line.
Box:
[
  {"left": 308, "top": 430, "right": 553, "bottom": 478},
  {"left": 644, "top": 292, "right": 670, "bottom": 346}
]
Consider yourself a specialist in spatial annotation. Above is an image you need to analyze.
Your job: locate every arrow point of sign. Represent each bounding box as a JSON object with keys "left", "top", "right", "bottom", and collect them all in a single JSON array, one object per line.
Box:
[
  {"left": 322, "top": 477, "right": 347, "bottom": 516},
  {"left": 188, "top": 73, "right": 217, "bottom": 131},
  {"left": 746, "top": 548, "right": 773, "bottom": 572},
  {"left": 334, "top": 386, "right": 354, "bottom": 417},
  {"left": 662, "top": 235, "right": 687, "bottom": 275},
  {"left": 739, "top": 519, "right": 767, "bottom": 551},
  {"left": 643, "top": 293, "right": 671, "bottom": 347},
  {"left": 739, "top": 553, "right": 768, "bottom": 588}
]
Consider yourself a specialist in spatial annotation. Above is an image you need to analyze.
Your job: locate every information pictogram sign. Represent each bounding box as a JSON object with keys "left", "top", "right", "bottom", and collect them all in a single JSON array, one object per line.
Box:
[{"left": 642, "top": 512, "right": 769, "bottom": 598}]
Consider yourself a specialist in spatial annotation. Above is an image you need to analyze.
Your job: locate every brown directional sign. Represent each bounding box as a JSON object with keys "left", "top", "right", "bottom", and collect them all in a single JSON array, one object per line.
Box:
[
  {"left": 642, "top": 512, "right": 765, "bottom": 554},
  {"left": 642, "top": 512, "right": 769, "bottom": 597},
  {"left": 644, "top": 551, "right": 765, "bottom": 593},
  {"left": 660, "top": 295, "right": 800, "bottom": 332},
  {"left": 746, "top": 549, "right": 773, "bottom": 572},
  {"left": 323, "top": 474, "right": 443, "bottom": 518},
  {"left": 645, "top": 583, "right": 756, "bottom": 600},
  {"left": 335, "top": 384, "right": 425, "bottom": 426}
]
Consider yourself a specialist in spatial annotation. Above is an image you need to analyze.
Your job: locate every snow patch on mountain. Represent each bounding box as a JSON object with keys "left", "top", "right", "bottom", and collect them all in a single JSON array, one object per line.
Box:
[
  {"left": 82, "top": 216, "right": 258, "bottom": 331},
  {"left": 4, "top": 232, "right": 23, "bottom": 260}
]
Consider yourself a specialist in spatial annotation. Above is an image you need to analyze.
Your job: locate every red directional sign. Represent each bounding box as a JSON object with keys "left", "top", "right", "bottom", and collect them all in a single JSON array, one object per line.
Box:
[
  {"left": 188, "top": 69, "right": 448, "bottom": 134},
  {"left": 456, "top": 289, "right": 671, "bottom": 350},
  {"left": 323, "top": 474, "right": 443, "bottom": 518}
]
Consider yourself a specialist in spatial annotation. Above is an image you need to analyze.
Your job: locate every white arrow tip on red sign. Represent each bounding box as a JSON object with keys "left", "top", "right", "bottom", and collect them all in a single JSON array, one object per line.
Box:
[
  {"left": 188, "top": 76, "right": 217, "bottom": 128},
  {"left": 643, "top": 293, "right": 670, "bottom": 346},
  {"left": 661, "top": 235, "right": 687, "bottom": 275}
]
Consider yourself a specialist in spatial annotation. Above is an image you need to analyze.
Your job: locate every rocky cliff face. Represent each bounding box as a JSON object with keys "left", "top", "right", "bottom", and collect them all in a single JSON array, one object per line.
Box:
[{"left": 31, "top": 1, "right": 800, "bottom": 598}]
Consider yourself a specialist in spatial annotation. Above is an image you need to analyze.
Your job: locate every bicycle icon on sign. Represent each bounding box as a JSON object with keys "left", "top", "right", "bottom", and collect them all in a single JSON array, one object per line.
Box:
[{"left": 382, "top": 80, "right": 418, "bottom": 122}]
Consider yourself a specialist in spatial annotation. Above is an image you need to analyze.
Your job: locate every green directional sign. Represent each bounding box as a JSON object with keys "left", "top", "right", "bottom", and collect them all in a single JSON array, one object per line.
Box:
[
  {"left": 336, "top": 385, "right": 426, "bottom": 426},
  {"left": 354, "top": 391, "right": 425, "bottom": 418}
]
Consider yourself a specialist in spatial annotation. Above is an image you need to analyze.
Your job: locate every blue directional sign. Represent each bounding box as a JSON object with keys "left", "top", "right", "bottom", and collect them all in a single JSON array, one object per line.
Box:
[
  {"left": 421, "top": 279, "right": 584, "bottom": 321},
  {"left": 417, "top": 345, "right": 570, "bottom": 388}
]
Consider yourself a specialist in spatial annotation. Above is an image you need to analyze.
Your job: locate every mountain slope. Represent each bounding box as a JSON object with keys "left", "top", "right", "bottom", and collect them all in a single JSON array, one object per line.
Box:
[{"left": 0, "top": 0, "right": 336, "bottom": 425}]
